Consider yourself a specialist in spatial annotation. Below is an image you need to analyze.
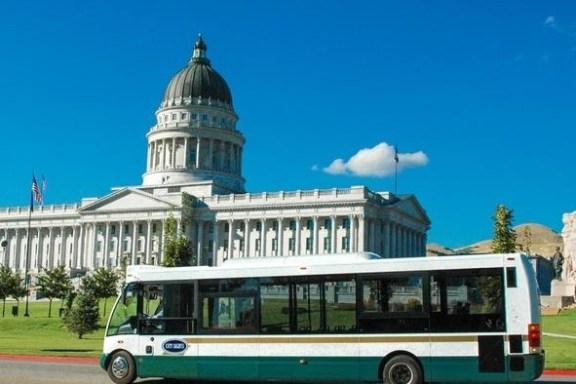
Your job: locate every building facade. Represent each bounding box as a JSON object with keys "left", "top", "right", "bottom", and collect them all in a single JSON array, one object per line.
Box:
[{"left": 0, "top": 36, "right": 431, "bottom": 279}]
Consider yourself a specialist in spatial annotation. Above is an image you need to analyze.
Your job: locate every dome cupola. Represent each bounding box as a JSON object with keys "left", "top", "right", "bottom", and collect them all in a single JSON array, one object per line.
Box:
[
  {"left": 142, "top": 35, "right": 245, "bottom": 196},
  {"left": 161, "top": 34, "right": 233, "bottom": 109}
]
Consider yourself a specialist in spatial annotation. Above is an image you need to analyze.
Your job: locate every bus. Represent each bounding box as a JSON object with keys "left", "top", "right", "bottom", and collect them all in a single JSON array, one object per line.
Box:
[{"left": 100, "top": 252, "right": 544, "bottom": 384}]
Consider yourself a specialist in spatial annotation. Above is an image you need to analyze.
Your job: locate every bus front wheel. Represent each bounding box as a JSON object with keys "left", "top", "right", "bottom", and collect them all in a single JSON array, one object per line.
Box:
[
  {"left": 382, "top": 354, "right": 422, "bottom": 384},
  {"left": 107, "top": 350, "right": 137, "bottom": 384}
]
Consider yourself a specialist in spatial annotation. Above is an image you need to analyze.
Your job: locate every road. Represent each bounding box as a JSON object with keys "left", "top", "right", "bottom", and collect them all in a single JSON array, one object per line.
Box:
[{"left": 0, "top": 356, "right": 573, "bottom": 384}]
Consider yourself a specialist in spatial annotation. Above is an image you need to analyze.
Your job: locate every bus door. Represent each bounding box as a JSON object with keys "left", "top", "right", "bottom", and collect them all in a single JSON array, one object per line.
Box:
[{"left": 137, "top": 283, "right": 199, "bottom": 380}]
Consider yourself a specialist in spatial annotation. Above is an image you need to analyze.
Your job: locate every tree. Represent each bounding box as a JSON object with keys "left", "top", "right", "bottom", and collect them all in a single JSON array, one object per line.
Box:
[
  {"left": 162, "top": 213, "right": 194, "bottom": 267},
  {"left": 491, "top": 204, "right": 517, "bottom": 253},
  {"left": 91, "top": 267, "right": 120, "bottom": 317},
  {"left": 62, "top": 292, "right": 100, "bottom": 339},
  {"left": 0, "top": 265, "right": 14, "bottom": 317},
  {"left": 8, "top": 273, "right": 27, "bottom": 310},
  {"left": 36, "top": 266, "right": 72, "bottom": 317}
]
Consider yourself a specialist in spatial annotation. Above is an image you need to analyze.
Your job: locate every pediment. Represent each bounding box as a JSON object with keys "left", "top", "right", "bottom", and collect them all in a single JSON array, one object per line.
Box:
[
  {"left": 79, "top": 188, "right": 177, "bottom": 213},
  {"left": 393, "top": 194, "right": 431, "bottom": 225}
]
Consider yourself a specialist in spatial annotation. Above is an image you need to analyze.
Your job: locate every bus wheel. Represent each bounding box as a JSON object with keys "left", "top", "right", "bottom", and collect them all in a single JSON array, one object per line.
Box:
[
  {"left": 382, "top": 355, "right": 422, "bottom": 384},
  {"left": 107, "top": 351, "right": 137, "bottom": 384}
]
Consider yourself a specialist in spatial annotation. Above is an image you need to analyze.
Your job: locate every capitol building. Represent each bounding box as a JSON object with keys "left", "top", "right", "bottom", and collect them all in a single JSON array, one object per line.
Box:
[{"left": 0, "top": 36, "right": 431, "bottom": 279}]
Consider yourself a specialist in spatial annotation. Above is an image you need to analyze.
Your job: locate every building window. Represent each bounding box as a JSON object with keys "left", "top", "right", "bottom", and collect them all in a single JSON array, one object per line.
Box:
[
  {"left": 181, "top": 112, "right": 187, "bottom": 120},
  {"left": 171, "top": 113, "right": 177, "bottom": 121},
  {"left": 138, "top": 239, "right": 143, "bottom": 252},
  {"left": 152, "top": 223, "right": 157, "bottom": 233},
  {"left": 306, "top": 220, "right": 313, "bottom": 230},
  {"left": 191, "top": 113, "right": 197, "bottom": 120},
  {"left": 324, "top": 238, "right": 331, "bottom": 251},
  {"left": 224, "top": 240, "right": 229, "bottom": 251},
  {"left": 288, "top": 238, "right": 295, "bottom": 251},
  {"left": 324, "top": 219, "right": 331, "bottom": 230},
  {"left": 96, "top": 241, "right": 102, "bottom": 253},
  {"left": 272, "top": 238, "right": 278, "bottom": 251},
  {"left": 138, "top": 224, "right": 143, "bottom": 234},
  {"left": 342, "top": 237, "right": 349, "bottom": 252},
  {"left": 239, "top": 240, "right": 244, "bottom": 251},
  {"left": 202, "top": 114, "right": 208, "bottom": 121},
  {"left": 110, "top": 225, "right": 116, "bottom": 235},
  {"left": 123, "top": 240, "right": 129, "bottom": 252},
  {"left": 343, "top": 218, "right": 350, "bottom": 229},
  {"left": 224, "top": 223, "right": 229, "bottom": 233},
  {"left": 239, "top": 222, "right": 245, "bottom": 231},
  {"left": 256, "top": 222, "right": 262, "bottom": 231},
  {"left": 289, "top": 220, "right": 296, "bottom": 231},
  {"left": 272, "top": 221, "right": 278, "bottom": 231},
  {"left": 255, "top": 239, "right": 261, "bottom": 251},
  {"left": 124, "top": 224, "right": 129, "bottom": 235},
  {"left": 305, "top": 238, "right": 312, "bottom": 251}
]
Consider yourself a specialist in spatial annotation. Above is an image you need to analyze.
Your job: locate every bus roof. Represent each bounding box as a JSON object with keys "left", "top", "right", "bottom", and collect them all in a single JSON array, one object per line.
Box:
[{"left": 124, "top": 252, "right": 528, "bottom": 284}]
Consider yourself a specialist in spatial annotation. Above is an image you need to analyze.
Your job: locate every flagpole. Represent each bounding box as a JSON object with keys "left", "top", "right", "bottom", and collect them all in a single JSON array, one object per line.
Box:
[
  {"left": 24, "top": 181, "right": 32, "bottom": 317},
  {"left": 394, "top": 146, "right": 399, "bottom": 194}
]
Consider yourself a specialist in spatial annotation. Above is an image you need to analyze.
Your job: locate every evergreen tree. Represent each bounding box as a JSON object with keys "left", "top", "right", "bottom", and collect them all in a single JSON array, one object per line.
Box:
[
  {"left": 62, "top": 292, "right": 100, "bottom": 339},
  {"left": 491, "top": 204, "right": 517, "bottom": 253}
]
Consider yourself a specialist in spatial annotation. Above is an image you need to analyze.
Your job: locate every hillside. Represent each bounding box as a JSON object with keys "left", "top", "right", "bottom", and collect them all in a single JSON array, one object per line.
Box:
[{"left": 427, "top": 223, "right": 563, "bottom": 259}]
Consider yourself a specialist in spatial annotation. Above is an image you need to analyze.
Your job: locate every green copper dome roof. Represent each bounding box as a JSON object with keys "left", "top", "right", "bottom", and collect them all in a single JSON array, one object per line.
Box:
[{"left": 161, "top": 35, "right": 233, "bottom": 108}]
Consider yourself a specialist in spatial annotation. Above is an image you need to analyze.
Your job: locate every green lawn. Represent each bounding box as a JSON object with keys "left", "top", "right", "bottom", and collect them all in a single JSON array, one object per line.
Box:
[
  {"left": 541, "top": 308, "right": 576, "bottom": 370},
  {"left": 0, "top": 300, "right": 574, "bottom": 370}
]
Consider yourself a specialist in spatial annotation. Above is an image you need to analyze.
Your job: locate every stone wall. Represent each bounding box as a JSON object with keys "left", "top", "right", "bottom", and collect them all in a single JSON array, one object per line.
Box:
[{"left": 561, "top": 211, "right": 576, "bottom": 284}]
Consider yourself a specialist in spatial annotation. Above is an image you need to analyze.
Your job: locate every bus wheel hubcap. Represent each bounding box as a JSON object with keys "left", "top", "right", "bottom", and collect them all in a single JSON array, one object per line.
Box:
[
  {"left": 390, "top": 363, "right": 413, "bottom": 384},
  {"left": 111, "top": 356, "right": 129, "bottom": 378}
]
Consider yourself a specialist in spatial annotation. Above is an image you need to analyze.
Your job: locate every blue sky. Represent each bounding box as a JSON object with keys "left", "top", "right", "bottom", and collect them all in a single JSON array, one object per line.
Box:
[{"left": 0, "top": 1, "right": 574, "bottom": 249}]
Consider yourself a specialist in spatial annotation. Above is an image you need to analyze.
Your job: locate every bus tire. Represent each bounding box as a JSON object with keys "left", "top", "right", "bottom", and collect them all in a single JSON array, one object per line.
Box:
[
  {"left": 382, "top": 354, "right": 422, "bottom": 384},
  {"left": 107, "top": 350, "right": 137, "bottom": 384}
]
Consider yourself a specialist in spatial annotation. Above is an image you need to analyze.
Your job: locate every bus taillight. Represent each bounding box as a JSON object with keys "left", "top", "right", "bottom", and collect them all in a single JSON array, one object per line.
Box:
[{"left": 528, "top": 323, "right": 541, "bottom": 351}]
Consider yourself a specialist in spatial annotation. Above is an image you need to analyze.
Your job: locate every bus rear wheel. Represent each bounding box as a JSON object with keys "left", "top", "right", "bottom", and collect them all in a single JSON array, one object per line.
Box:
[
  {"left": 107, "top": 350, "right": 137, "bottom": 384},
  {"left": 382, "top": 355, "right": 422, "bottom": 384}
]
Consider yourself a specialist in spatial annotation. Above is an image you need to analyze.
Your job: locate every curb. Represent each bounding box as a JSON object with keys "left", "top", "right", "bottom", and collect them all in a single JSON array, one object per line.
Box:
[{"left": 0, "top": 354, "right": 98, "bottom": 365}]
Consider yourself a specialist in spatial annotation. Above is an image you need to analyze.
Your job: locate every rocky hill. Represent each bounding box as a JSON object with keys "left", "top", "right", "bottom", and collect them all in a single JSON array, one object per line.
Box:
[{"left": 427, "top": 223, "right": 563, "bottom": 259}]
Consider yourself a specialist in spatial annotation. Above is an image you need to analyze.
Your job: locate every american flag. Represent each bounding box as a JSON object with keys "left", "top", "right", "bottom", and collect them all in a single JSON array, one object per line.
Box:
[{"left": 32, "top": 175, "right": 43, "bottom": 204}]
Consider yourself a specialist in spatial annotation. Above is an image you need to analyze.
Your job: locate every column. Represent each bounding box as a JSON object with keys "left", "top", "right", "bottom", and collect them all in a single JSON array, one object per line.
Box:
[
  {"left": 244, "top": 219, "right": 250, "bottom": 258},
  {"left": 295, "top": 218, "right": 301, "bottom": 256},
  {"left": 349, "top": 215, "right": 356, "bottom": 252},
  {"left": 131, "top": 222, "right": 137, "bottom": 265},
  {"left": 146, "top": 220, "right": 152, "bottom": 265},
  {"left": 227, "top": 220, "right": 234, "bottom": 259},
  {"left": 277, "top": 218, "right": 284, "bottom": 256},
  {"left": 383, "top": 222, "right": 390, "bottom": 258},
  {"left": 196, "top": 138, "right": 201, "bottom": 169},
  {"left": 260, "top": 219, "right": 267, "bottom": 257},
  {"left": 312, "top": 217, "right": 319, "bottom": 254}
]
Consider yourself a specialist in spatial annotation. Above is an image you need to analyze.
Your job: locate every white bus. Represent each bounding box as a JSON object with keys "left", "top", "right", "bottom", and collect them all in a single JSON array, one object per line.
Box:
[{"left": 100, "top": 252, "right": 544, "bottom": 384}]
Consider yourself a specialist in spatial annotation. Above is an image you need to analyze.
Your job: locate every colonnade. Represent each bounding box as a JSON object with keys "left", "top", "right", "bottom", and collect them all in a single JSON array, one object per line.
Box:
[{"left": 148, "top": 136, "right": 242, "bottom": 174}]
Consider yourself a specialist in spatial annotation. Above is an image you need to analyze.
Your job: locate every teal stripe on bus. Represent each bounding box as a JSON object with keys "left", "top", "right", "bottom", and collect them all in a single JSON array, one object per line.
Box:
[{"left": 133, "top": 354, "right": 543, "bottom": 382}]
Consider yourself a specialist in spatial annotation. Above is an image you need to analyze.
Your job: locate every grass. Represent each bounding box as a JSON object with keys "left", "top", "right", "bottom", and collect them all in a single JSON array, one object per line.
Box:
[
  {"left": 541, "top": 308, "right": 576, "bottom": 370},
  {"left": 0, "top": 300, "right": 574, "bottom": 370}
]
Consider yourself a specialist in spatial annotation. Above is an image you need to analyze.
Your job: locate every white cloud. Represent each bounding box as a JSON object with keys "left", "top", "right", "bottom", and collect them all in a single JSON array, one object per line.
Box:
[
  {"left": 323, "top": 142, "right": 429, "bottom": 178},
  {"left": 545, "top": 16, "right": 556, "bottom": 27}
]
